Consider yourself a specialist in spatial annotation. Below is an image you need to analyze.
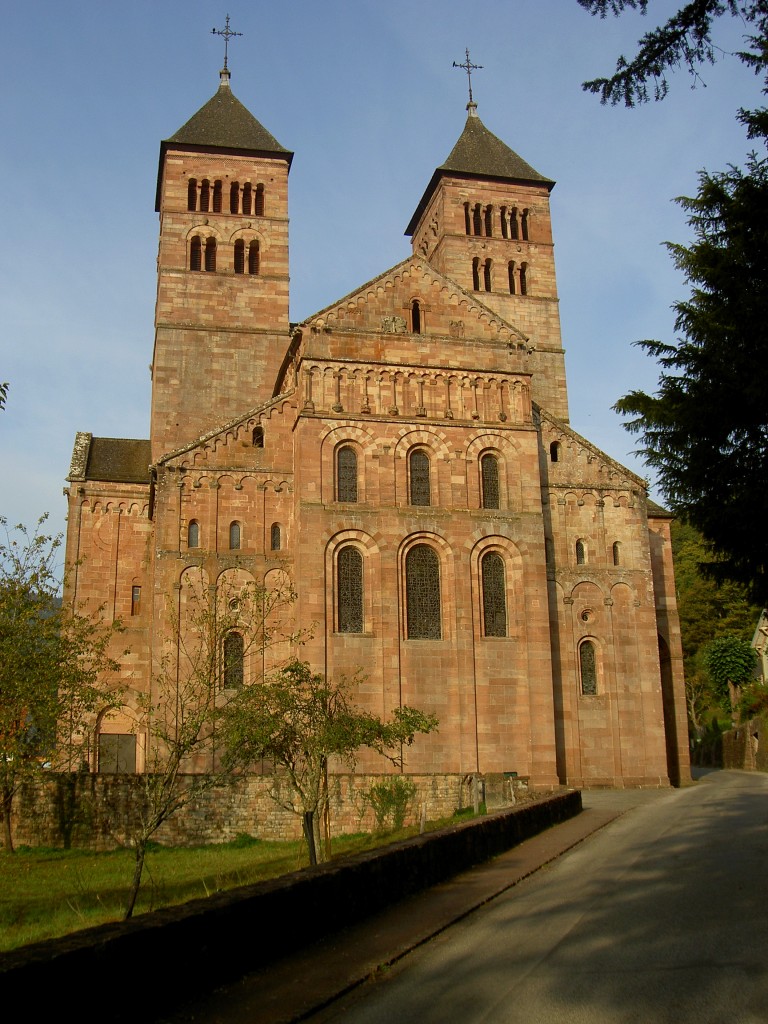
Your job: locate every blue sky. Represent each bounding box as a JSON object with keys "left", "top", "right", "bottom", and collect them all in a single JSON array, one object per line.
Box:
[{"left": 1, "top": 1, "right": 763, "bottom": 551}]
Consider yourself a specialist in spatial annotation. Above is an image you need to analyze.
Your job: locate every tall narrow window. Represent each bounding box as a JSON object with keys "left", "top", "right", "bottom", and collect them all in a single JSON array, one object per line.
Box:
[
  {"left": 483, "top": 259, "right": 493, "bottom": 292},
  {"left": 204, "top": 237, "right": 216, "bottom": 272},
  {"left": 480, "top": 453, "right": 500, "bottom": 509},
  {"left": 234, "top": 239, "right": 245, "bottom": 274},
  {"left": 271, "top": 523, "right": 281, "bottom": 551},
  {"left": 510, "top": 207, "right": 519, "bottom": 240},
  {"left": 229, "top": 521, "right": 241, "bottom": 550},
  {"left": 187, "top": 520, "right": 200, "bottom": 548},
  {"left": 464, "top": 202, "right": 471, "bottom": 235},
  {"left": 130, "top": 585, "right": 141, "bottom": 617},
  {"left": 550, "top": 441, "right": 560, "bottom": 463},
  {"left": 248, "top": 240, "right": 260, "bottom": 275},
  {"left": 409, "top": 450, "right": 431, "bottom": 506},
  {"left": 612, "top": 541, "right": 622, "bottom": 566},
  {"left": 336, "top": 446, "right": 358, "bottom": 502},
  {"left": 187, "top": 179, "right": 197, "bottom": 211},
  {"left": 411, "top": 299, "right": 422, "bottom": 334},
  {"left": 519, "top": 262, "right": 528, "bottom": 295},
  {"left": 521, "top": 209, "right": 530, "bottom": 240},
  {"left": 253, "top": 426, "right": 264, "bottom": 448},
  {"left": 337, "top": 546, "right": 363, "bottom": 633},
  {"left": 576, "top": 539, "right": 586, "bottom": 565},
  {"left": 230, "top": 181, "right": 240, "bottom": 214},
  {"left": 190, "top": 236, "right": 202, "bottom": 271},
  {"left": 508, "top": 261, "right": 516, "bottom": 295},
  {"left": 579, "top": 640, "right": 597, "bottom": 695},
  {"left": 472, "top": 203, "right": 482, "bottom": 235},
  {"left": 223, "top": 632, "right": 244, "bottom": 690},
  {"left": 200, "top": 179, "right": 210, "bottom": 213},
  {"left": 406, "top": 545, "right": 441, "bottom": 639},
  {"left": 254, "top": 183, "right": 265, "bottom": 216},
  {"left": 472, "top": 257, "right": 480, "bottom": 291},
  {"left": 481, "top": 552, "right": 507, "bottom": 637},
  {"left": 212, "top": 180, "right": 222, "bottom": 213},
  {"left": 500, "top": 206, "right": 509, "bottom": 239},
  {"left": 484, "top": 205, "right": 493, "bottom": 236},
  {"left": 242, "top": 182, "right": 252, "bottom": 215}
]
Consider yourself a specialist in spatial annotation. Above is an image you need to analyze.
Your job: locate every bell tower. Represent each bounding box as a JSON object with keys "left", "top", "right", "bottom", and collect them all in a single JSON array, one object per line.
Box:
[
  {"left": 406, "top": 102, "right": 568, "bottom": 422},
  {"left": 150, "top": 67, "right": 293, "bottom": 459}
]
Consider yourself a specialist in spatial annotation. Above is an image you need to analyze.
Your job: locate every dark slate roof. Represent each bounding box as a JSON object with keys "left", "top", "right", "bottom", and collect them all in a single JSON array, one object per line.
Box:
[
  {"left": 167, "top": 74, "right": 291, "bottom": 156},
  {"left": 85, "top": 438, "right": 152, "bottom": 484},
  {"left": 405, "top": 108, "right": 554, "bottom": 236}
]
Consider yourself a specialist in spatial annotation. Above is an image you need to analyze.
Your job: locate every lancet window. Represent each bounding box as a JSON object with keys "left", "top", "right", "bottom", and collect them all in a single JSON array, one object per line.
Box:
[
  {"left": 337, "top": 546, "right": 363, "bottom": 633},
  {"left": 406, "top": 544, "right": 441, "bottom": 639},
  {"left": 481, "top": 552, "right": 507, "bottom": 637}
]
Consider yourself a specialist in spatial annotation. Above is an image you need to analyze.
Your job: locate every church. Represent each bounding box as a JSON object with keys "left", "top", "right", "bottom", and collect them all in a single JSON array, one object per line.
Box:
[{"left": 64, "top": 61, "right": 690, "bottom": 791}]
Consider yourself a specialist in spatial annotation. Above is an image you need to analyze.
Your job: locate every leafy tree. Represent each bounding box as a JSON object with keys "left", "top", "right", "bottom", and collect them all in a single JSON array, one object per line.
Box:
[
  {"left": 0, "top": 516, "right": 123, "bottom": 852},
  {"left": 704, "top": 633, "right": 758, "bottom": 713},
  {"left": 117, "top": 566, "right": 307, "bottom": 919},
  {"left": 219, "top": 660, "right": 438, "bottom": 865}
]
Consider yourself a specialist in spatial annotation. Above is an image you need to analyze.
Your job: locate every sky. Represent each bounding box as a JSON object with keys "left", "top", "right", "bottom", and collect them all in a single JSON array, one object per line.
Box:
[{"left": 1, "top": 0, "right": 764, "bottom": 553}]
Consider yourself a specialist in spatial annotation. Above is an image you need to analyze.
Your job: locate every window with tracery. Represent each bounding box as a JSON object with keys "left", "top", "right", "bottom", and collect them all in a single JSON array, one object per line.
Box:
[
  {"left": 576, "top": 539, "right": 586, "bottom": 565},
  {"left": 336, "top": 446, "right": 358, "bottom": 502},
  {"left": 406, "top": 544, "right": 441, "bottom": 639},
  {"left": 229, "top": 521, "right": 241, "bottom": 550},
  {"left": 580, "top": 640, "right": 597, "bottom": 695},
  {"left": 223, "top": 632, "right": 244, "bottom": 690},
  {"left": 481, "top": 552, "right": 507, "bottom": 637},
  {"left": 409, "top": 450, "right": 431, "bottom": 506},
  {"left": 271, "top": 523, "right": 281, "bottom": 551},
  {"left": 187, "top": 520, "right": 199, "bottom": 548},
  {"left": 337, "top": 546, "right": 363, "bottom": 633},
  {"left": 481, "top": 454, "right": 500, "bottom": 509}
]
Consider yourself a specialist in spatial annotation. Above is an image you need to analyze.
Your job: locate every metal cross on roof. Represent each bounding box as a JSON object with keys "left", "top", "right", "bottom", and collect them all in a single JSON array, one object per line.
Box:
[
  {"left": 452, "top": 48, "right": 483, "bottom": 105},
  {"left": 211, "top": 14, "right": 243, "bottom": 71}
]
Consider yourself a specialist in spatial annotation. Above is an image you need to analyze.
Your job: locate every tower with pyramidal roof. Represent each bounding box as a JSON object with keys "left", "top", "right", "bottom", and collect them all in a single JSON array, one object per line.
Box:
[{"left": 64, "top": 62, "right": 690, "bottom": 824}]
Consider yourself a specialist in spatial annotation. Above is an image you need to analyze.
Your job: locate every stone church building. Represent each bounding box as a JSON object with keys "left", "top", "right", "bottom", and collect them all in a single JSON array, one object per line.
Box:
[{"left": 65, "top": 67, "right": 690, "bottom": 790}]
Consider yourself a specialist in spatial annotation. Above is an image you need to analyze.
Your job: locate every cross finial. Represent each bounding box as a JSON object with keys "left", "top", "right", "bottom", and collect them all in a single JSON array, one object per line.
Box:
[
  {"left": 211, "top": 14, "right": 242, "bottom": 71},
  {"left": 453, "top": 48, "right": 483, "bottom": 110}
]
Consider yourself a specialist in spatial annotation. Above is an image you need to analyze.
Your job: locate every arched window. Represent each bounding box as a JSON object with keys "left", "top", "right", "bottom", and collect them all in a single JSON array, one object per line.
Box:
[
  {"left": 242, "top": 182, "right": 252, "bottom": 216},
  {"left": 481, "top": 552, "right": 507, "bottom": 637},
  {"left": 510, "top": 207, "right": 519, "bottom": 240},
  {"left": 576, "top": 539, "right": 586, "bottom": 565},
  {"left": 248, "top": 240, "right": 260, "bottom": 275},
  {"left": 204, "top": 237, "right": 216, "bottom": 272},
  {"left": 234, "top": 239, "right": 245, "bottom": 274},
  {"left": 336, "top": 446, "right": 358, "bottom": 502},
  {"left": 508, "top": 261, "right": 516, "bottom": 295},
  {"left": 472, "top": 203, "right": 482, "bottom": 236},
  {"left": 212, "top": 180, "right": 222, "bottom": 213},
  {"left": 406, "top": 544, "right": 441, "bottom": 639},
  {"left": 270, "top": 523, "right": 281, "bottom": 551},
  {"left": 579, "top": 640, "right": 598, "bottom": 695},
  {"left": 612, "top": 541, "right": 622, "bottom": 566},
  {"left": 253, "top": 426, "right": 264, "bottom": 448},
  {"left": 230, "top": 181, "right": 240, "bottom": 214},
  {"left": 484, "top": 205, "right": 493, "bottom": 237},
  {"left": 464, "top": 202, "right": 471, "bottom": 235},
  {"left": 200, "top": 179, "right": 210, "bottom": 213},
  {"left": 500, "top": 206, "right": 509, "bottom": 239},
  {"left": 187, "top": 179, "right": 197, "bottom": 211},
  {"left": 480, "top": 453, "right": 500, "bottom": 509},
  {"left": 187, "top": 520, "right": 199, "bottom": 548},
  {"left": 521, "top": 209, "right": 530, "bottom": 241},
  {"left": 472, "top": 257, "right": 480, "bottom": 291},
  {"left": 409, "top": 450, "right": 431, "bottom": 506},
  {"left": 519, "top": 262, "right": 528, "bottom": 295},
  {"left": 483, "top": 259, "right": 493, "bottom": 292},
  {"left": 254, "top": 183, "right": 265, "bottom": 216},
  {"left": 337, "top": 546, "right": 363, "bottom": 633},
  {"left": 229, "top": 521, "right": 241, "bottom": 550},
  {"left": 189, "top": 236, "right": 202, "bottom": 271},
  {"left": 550, "top": 441, "right": 560, "bottom": 463},
  {"left": 223, "top": 632, "right": 244, "bottom": 690},
  {"left": 411, "top": 299, "right": 422, "bottom": 334}
]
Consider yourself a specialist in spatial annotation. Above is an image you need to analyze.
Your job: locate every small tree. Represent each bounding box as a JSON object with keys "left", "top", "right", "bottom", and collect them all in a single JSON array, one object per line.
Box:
[
  {"left": 704, "top": 634, "right": 758, "bottom": 718},
  {"left": 219, "top": 660, "right": 438, "bottom": 864},
  {"left": 0, "top": 516, "right": 123, "bottom": 852},
  {"left": 118, "top": 565, "right": 307, "bottom": 918}
]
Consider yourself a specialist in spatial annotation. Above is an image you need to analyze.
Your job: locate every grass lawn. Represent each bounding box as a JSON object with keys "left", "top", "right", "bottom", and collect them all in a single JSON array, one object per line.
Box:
[{"left": 0, "top": 815, "right": 476, "bottom": 952}]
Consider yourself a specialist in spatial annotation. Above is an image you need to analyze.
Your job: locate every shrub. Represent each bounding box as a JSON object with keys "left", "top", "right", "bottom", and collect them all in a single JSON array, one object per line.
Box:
[{"left": 367, "top": 777, "right": 417, "bottom": 831}]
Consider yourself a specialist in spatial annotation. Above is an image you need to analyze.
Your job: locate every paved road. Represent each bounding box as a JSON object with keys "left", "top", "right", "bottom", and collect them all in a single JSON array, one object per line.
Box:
[{"left": 312, "top": 771, "right": 768, "bottom": 1024}]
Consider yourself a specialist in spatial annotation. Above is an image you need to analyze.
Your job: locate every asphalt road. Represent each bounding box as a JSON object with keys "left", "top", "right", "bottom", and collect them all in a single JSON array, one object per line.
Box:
[{"left": 312, "top": 771, "right": 768, "bottom": 1024}]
